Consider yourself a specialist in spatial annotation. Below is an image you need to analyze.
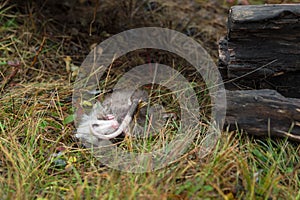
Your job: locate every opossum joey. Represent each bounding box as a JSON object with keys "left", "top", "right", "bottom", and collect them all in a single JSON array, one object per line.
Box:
[
  {"left": 76, "top": 89, "right": 147, "bottom": 143},
  {"left": 96, "top": 89, "right": 148, "bottom": 138},
  {"left": 96, "top": 89, "right": 168, "bottom": 139},
  {"left": 90, "top": 98, "right": 141, "bottom": 140},
  {"left": 75, "top": 102, "right": 121, "bottom": 145}
]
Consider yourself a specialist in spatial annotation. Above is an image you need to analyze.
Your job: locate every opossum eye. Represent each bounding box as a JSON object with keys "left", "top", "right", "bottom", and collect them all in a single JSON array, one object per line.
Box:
[{"left": 92, "top": 124, "right": 99, "bottom": 128}]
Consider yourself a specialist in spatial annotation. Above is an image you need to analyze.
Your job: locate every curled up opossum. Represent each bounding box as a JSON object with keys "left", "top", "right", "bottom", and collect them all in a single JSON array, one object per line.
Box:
[{"left": 75, "top": 89, "right": 168, "bottom": 147}]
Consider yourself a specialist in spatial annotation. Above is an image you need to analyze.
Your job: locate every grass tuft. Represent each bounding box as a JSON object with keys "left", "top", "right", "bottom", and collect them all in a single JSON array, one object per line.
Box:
[{"left": 0, "top": 0, "right": 299, "bottom": 199}]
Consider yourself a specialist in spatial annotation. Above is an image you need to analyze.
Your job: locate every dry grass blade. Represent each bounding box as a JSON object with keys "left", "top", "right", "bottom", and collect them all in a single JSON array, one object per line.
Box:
[{"left": 0, "top": 0, "right": 299, "bottom": 199}]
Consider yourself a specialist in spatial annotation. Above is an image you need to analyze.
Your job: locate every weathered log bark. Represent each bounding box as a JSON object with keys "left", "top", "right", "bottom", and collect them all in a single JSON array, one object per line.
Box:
[
  {"left": 219, "top": 4, "right": 300, "bottom": 98},
  {"left": 218, "top": 5, "right": 300, "bottom": 140},
  {"left": 225, "top": 89, "right": 300, "bottom": 142},
  {"left": 219, "top": 4, "right": 300, "bottom": 78}
]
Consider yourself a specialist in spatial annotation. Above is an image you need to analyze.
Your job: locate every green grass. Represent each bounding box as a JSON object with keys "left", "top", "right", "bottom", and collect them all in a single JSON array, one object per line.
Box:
[
  {"left": 1, "top": 95, "right": 299, "bottom": 199},
  {"left": 1, "top": 83, "right": 299, "bottom": 199},
  {"left": 1, "top": 0, "right": 300, "bottom": 199}
]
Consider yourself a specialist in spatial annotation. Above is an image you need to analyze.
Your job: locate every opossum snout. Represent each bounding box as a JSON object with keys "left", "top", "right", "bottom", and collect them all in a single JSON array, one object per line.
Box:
[{"left": 92, "top": 119, "right": 119, "bottom": 135}]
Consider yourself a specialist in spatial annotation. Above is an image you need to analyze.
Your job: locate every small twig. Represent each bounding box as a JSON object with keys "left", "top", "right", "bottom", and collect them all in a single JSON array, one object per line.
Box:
[
  {"left": 30, "top": 36, "right": 46, "bottom": 68},
  {"left": 1, "top": 61, "right": 21, "bottom": 93},
  {"left": 89, "top": 0, "right": 99, "bottom": 36}
]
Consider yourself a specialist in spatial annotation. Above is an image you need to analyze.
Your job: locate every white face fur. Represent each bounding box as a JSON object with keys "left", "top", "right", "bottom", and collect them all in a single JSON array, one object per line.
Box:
[{"left": 90, "top": 116, "right": 119, "bottom": 136}]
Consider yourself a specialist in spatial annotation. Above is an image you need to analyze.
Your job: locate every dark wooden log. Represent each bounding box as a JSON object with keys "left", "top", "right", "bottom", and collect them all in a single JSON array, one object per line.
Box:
[
  {"left": 219, "top": 5, "right": 300, "bottom": 141},
  {"left": 219, "top": 4, "right": 300, "bottom": 98},
  {"left": 225, "top": 89, "right": 300, "bottom": 142},
  {"left": 220, "top": 4, "right": 300, "bottom": 77}
]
